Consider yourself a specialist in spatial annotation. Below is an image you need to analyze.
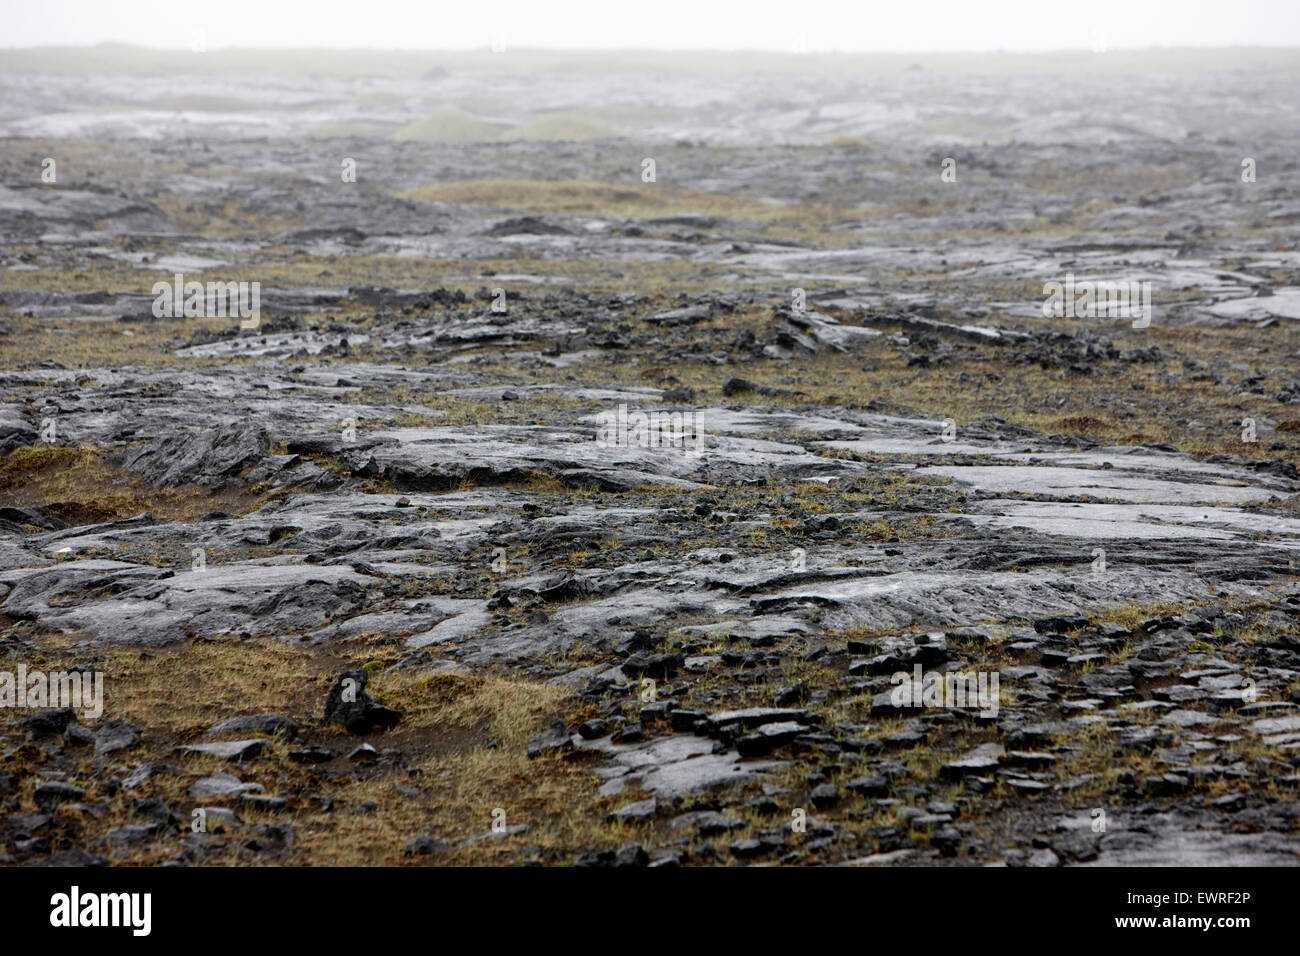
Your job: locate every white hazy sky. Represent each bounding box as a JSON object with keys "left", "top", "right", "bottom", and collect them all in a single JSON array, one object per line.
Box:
[{"left": 2, "top": 0, "right": 1299, "bottom": 51}]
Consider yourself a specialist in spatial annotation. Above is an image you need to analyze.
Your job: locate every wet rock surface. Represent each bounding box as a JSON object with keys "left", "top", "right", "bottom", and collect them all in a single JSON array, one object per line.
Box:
[{"left": 2, "top": 49, "right": 1300, "bottom": 866}]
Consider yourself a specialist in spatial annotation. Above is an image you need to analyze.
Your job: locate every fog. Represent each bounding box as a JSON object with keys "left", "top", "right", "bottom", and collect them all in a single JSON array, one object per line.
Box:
[{"left": 4, "top": 0, "right": 1300, "bottom": 52}]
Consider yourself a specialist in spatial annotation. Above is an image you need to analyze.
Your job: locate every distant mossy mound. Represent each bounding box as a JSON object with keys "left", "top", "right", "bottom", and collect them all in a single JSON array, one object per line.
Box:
[
  {"left": 502, "top": 114, "right": 622, "bottom": 141},
  {"left": 828, "top": 135, "right": 875, "bottom": 149},
  {"left": 401, "top": 179, "right": 691, "bottom": 216},
  {"left": 399, "top": 178, "right": 847, "bottom": 226},
  {"left": 392, "top": 111, "right": 502, "bottom": 143}
]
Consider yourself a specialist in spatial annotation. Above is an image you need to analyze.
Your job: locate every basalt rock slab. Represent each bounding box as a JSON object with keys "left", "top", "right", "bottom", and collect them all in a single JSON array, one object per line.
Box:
[{"left": 322, "top": 670, "right": 402, "bottom": 735}]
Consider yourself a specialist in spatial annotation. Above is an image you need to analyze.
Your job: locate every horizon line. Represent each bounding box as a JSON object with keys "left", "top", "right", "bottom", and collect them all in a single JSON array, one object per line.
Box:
[{"left": 4, "top": 41, "right": 1300, "bottom": 55}]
